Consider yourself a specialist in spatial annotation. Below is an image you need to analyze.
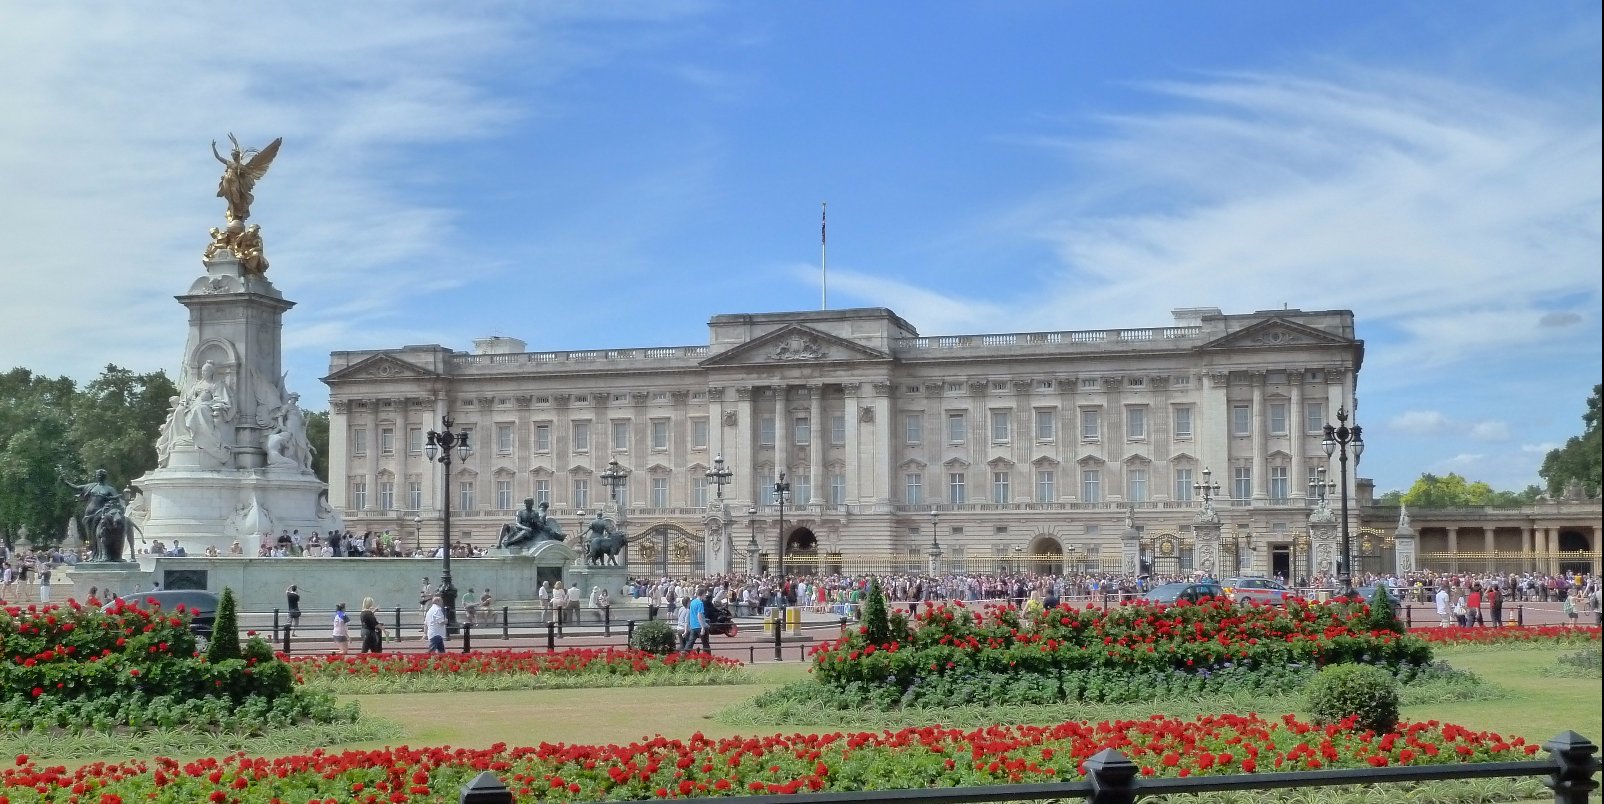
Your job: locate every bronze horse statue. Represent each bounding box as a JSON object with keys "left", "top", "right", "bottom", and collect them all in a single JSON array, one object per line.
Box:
[
  {"left": 94, "top": 500, "right": 137, "bottom": 563},
  {"left": 582, "top": 515, "right": 625, "bottom": 566}
]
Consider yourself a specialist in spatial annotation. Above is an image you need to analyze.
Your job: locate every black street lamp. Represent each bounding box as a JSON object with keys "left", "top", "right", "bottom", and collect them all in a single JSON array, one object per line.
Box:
[
  {"left": 424, "top": 415, "right": 472, "bottom": 632},
  {"left": 746, "top": 506, "right": 759, "bottom": 572},
  {"left": 773, "top": 472, "right": 791, "bottom": 579},
  {"left": 1193, "top": 466, "right": 1220, "bottom": 508},
  {"left": 600, "top": 459, "right": 629, "bottom": 507},
  {"left": 705, "top": 454, "right": 732, "bottom": 502},
  {"left": 1322, "top": 407, "right": 1365, "bottom": 595},
  {"left": 927, "top": 509, "right": 942, "bottom": 573}
]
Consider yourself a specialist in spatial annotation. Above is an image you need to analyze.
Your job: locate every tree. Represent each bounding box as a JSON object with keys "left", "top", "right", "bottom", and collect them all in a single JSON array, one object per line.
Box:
[
  {"left": 1539, "top": 383, "right": 1602, "bottom": 498},
  {"left": 0, "top": 369, "right": 79, "bottom": 548},
  {"left": 862, "top": 577, "right": 892, "bottom": 646},
  {"left": 69, "top": 364, "right": 177, "bottom": 489},
  {"left": 1382, "top": 473, "right": 1540, "bottom": 509},
  {"left": 206, "top": 587, "right": 243, "bottom": 662},
  {"left": 305, "top": 410, "right": 329, "bottom": 481}
]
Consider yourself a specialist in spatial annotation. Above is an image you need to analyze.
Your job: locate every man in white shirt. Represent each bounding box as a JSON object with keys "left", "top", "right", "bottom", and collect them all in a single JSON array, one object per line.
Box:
[
  {"left": 1434, "top": 585, "right": 1450, "bottom": 628},
  {"left": 424, "top": 595, "right": 447, "bottom": 653}
]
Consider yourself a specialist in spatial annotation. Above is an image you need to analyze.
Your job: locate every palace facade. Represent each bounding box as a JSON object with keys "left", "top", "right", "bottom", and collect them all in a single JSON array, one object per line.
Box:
[{"left": 325, "top": 306, "right": 1390, "bottom": 579}]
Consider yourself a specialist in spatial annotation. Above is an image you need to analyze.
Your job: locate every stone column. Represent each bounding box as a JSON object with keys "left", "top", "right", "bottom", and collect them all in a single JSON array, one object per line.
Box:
[
  {"left": 1483, "top": 526, "right": 1496, "bottom": 573},
  {"left": 773, "top": 385, "right": 789, "bottom": 491},
  {"left": 1289, "top": 372, "right": 1306, "bottom": 501},
  {"left": 842, "top": 383, "right": 863, "bottom": 506},
  {"left": 1393, "top": 510, "right": 1417, "bottom": 576},
  {"left": 1448, "top": 527, "right": 1461, "bottom": 573},
  {"left": 871, "top": 381, "right": 894, "bottom": 509},
  {"left": 735, "top": 386, "right": 754, "bottom": 502},
  {"left": 1251, "top": 372, "right": 1267, "bottom": 501},
  {"left": 1120, "top": 518, "right": 1142, "bottom": 578},
  {"left": 809, "top": 384, "right": 825, "bottom": 511},
  {"left": 367, "top": 399, "right": 382, "bottom": 511},
  {"left": 1192, "top": 514, "right": 1222, "bottom": 580}
]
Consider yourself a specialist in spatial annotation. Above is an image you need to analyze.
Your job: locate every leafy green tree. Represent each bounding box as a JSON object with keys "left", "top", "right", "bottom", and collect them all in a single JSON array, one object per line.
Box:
[
  {"left": 1540, "top": 383, "right": 1602, "bottom": 498},
  {"left": 305, "top": 409, "right": 329, "bottom": 481},
  {"left": 1387, "top": 473, "right": 1538, "bottom": 509},
  {"left": 0, "top": 369, "right": 79, "bottom": 548},
  {"left": 69, "top": 364, "right": 177, "bottom": 489}
]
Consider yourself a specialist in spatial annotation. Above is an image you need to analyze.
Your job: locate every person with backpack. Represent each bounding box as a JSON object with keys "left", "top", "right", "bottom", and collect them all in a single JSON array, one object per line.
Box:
[{"left": 331, "top": 603, "right": 350, "bottom": 655}]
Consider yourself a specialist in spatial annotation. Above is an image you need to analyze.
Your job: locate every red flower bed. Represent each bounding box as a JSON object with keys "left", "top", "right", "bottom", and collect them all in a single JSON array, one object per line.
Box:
[
  {"left": 812, "top": 598, "right": 1432, "bottom": 692},
  {"left": 1413, "top": 626, "right": 1601, "bottom": 645},
  {"left": 283, "top": 648, "right": 742, "bottom": 684},
  {"left": 0, "top": 714, "right": 1545, "bottom": 801}
]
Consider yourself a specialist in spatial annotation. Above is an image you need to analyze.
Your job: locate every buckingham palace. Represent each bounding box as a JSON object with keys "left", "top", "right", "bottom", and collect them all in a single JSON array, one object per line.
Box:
[{"left": 324, "top": 305, "right": 1367, "bottom": 579}]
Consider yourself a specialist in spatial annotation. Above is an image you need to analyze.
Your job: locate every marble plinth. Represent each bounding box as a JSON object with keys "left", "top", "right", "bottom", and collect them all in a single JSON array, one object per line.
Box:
[{"left": 131, "top": 466, "right": 338, "bottom": 556}]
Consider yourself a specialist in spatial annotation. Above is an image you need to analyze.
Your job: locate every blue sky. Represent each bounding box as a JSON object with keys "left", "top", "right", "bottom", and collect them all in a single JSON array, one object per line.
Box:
[{"left": 1, "top": 1, "right": 1598, "bottom": 495}]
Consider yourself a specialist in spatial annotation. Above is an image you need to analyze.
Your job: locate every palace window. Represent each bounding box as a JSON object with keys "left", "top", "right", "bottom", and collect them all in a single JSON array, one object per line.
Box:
[
  {"left": 1174, "top": 467, "right": 1194, "bottom": 502},
  {"left": 651, "top": 419, "right": 669, "bottom": 451},
  {"left": 534, "top": 479, "right": 550, "bottom": 506},
  {"left": 1269, "top": 402, "right": 1288, "bottom": 435},
  {"left": 495, "top": 423, "right": 514, "bottom": 454},
  {"left": 352, "top": 428, "right": 368, "bottom": 456},
  {"left": 572, "top": 478, "right": 589, "bottom": 509},
  {"left": 759, "top": 416, "right": 775, "bottom": 446},
  {"left": 794, "top": 415, "right": 810, "bottom": 446},
  {"left": 406, "top": 476, "right": 422, "bottom": 510},
  {"left": 830, "top": 414, "right": 846, "bottom": 445},
  {"left": 1127, "top": 468, "right": 1148, "bottom": 502},
  {"left": 378, "top": 478, "right": 395, "bottom": 510},
  {"left": 1173, "top": 406, "right": 1194, "bottom": 440},
  {"left": 992, "top": 470, "right": 1010, "bottom": 502},
  {"left": 1126, "top": 407, "right": 1147, "bottom": 441},
  {"left": 495, "top": 479, "right": 513, "bottom": 510},
  {"left": 947, "top": 412, "right": 966, "bottom": 444},
  {"left": 1080, "top": 409, "right": 1101, "bottom": 441},
  {"left": 905, "top": 473, "right": 923, "bottom": 505},
  {"left": 1232, "top": 405, "right": 1252, "bottom": 437},
  {"left": 408, "top": 427, "right": 424, "bottom": 454},
  {"left": 990, "top": 410, "right": 1011, "bottom": 443},
  {"left": 948, "top": 472, "right": 967, "bottom": 504},
  {"left": 904, "top": 413, "right": 923, "bottom": 445},
  {"left": 651, "top": 477, "right": 669, "bottom": 508},
  {"left": 1035, "top": 409, "right": 1055, "bottom": 441},
  {"left": 1305, "top": 402, "right": 1326, "bottom": 434},
  {"left": 379, "top": 427, "right": 395, "bottom": 455},
  {"left": 533, "top": 423, "right": 551, "bottom": 453},
  {"left": 611, "top": 420, "right": 630, "bottom": 451},
  {"left": 1081, "top": 469, "right": 1102, "bottom": 503},
  {"left": 1035, "top": 470, "right": 1056, "bottom": 502},
  {"left": 351, "top": 478, "right": 367, "bottom": 509},
  {"left": 458, "top": 481, "right": 475, "bottom": 511},
  {"left": 572, "top": 421, "right": 590, "bottom": 453},
  {"left": 691, "top": 418, "right": 709, "bottom": 449}
]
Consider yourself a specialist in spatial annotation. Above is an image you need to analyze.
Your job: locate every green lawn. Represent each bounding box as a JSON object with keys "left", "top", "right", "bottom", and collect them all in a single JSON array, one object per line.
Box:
[{"left": 346, "top": 648, "right": 1601, "bottom": 751}]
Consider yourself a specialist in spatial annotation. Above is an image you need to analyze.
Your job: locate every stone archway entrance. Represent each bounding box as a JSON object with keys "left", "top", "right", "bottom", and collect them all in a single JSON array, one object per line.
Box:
[
  {"left": 1558, "top": 530, "right": 1595, "bottom": 576},
  {"left": 783, "top": 527, "right": 818, "bottom": 576},
  {"left": 1029, "top": 535, "right": 1063, "bottom": 576}
]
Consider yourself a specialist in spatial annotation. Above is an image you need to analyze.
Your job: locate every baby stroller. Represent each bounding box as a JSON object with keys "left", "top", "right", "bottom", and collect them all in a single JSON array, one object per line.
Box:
[{"left": 704, "top": 601, "right": 740, "bottom": 637}]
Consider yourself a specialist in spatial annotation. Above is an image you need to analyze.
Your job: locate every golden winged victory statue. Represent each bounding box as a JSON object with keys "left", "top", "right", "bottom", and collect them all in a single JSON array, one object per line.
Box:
[
  {"left": 206, "top": 134, "right": 282, "bottom": 275},
  {"left": 212, "top": 133, "right": 282, "bottom": 224}
]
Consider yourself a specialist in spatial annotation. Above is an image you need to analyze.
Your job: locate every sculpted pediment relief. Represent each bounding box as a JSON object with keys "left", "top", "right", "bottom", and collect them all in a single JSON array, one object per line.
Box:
[
  {"left": 323, "top": 353, "right": 441, "bottom": 383},
  {"left": 1200, "top": 318, "right": 1352, "bottom": 351},
  {"left": 700, "top": 324, "right": 891, "bottom": 367}
]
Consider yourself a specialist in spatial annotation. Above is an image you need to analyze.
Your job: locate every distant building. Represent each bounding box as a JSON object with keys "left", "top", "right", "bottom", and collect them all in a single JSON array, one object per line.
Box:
[{"left": 325, "top": 306, "right": 1374, "bottom": 578}]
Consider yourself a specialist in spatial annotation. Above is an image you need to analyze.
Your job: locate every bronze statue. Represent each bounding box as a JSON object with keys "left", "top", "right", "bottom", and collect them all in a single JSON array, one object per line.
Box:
[
  {"left": 59, "top": 468, "right": 134, "bottom": 562},
  {"left": 212, "top": 134, "right": 282, "bottom": 224},
  {"left": 583, "top": 514, "right": 625, "bottom": 566},
  {"left": 497, "top": 499, "right": 564, "bottom": 548}
]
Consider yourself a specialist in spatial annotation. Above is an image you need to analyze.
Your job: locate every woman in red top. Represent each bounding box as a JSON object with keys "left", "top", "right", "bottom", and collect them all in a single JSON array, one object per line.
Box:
[{"left": 1466, "top": 588, "right": 1483, "bottom": 627}]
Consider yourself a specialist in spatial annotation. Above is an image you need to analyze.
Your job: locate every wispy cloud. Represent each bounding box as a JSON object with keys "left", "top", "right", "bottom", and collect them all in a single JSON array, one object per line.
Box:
[
  {"left": 1468, "top": 421, "right": 1511, "bottom": 442},
  {"left": 0, "top": 3, "right": 695, "bottom": 380},
  {"left": 1389, "top": 411, "right": 1451, "bottom": 435},
  {"left": 832, "top": 68, "right": 1602, "bottom": 379}
]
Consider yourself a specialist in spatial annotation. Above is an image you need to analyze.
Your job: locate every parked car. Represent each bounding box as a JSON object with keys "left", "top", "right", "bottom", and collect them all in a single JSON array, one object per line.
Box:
[
  {"left": 1353, "top": 585, "right": 1406, "bottom": 604},
  {"left": 1141, "top": 581, "right": 1225, "bottom": 605},
  {"left": 105, "top": 589, "right": 220, "bottom": 640},
  {"left": 1223, "top": 577, "right": 1290, "bottom": 606}
]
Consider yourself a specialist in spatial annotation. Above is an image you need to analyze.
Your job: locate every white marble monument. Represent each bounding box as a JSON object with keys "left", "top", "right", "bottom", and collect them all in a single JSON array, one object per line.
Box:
[{"left": 128, "top": 135, "right": 340, "bottom": 555}]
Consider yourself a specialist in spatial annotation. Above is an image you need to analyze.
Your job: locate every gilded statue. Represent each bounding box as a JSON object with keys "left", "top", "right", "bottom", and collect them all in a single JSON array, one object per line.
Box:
[{"left": 212, "top": 134, "right": 282, "bottom": 224}]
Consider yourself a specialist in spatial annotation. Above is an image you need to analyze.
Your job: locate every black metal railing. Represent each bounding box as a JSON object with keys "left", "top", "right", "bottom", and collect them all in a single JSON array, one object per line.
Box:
[{"left": 453, "top": 731, "right": 1599, "bottom": 804}]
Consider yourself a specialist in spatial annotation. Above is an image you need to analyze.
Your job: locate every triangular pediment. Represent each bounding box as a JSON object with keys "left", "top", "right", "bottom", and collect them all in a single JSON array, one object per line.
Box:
[
  {"left": 987, "top": 456, "right": 1015, "bottom": 469},
  {"left": 1169, "top": 452, "right": 1196, "bottom": 464},
  {"left": 323, "top": 353, "right": 442, "bottom": 383},
  {"left": 899, "top": 458, "right": 928, "bottom": 471},
  {"left": 1200, "top": 318, "right": 1352, "bottom": 351},
  {"left": 1123, "top": 452, "right": 1152, "bottom": 466},
  {"left": 943, "top": 457, "right": 971, "bottom": 470},
  {"left": 1030, "top": 455, "right": 1060, "bottom": 467},
  {"left": 700, "top": 324, "right": 892, "bottom": 367}
]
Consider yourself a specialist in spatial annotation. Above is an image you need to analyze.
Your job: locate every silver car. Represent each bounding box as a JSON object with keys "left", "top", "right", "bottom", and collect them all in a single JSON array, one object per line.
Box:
[{"left": 1224, "top": 577, "right": 1289, "bottom": 606}]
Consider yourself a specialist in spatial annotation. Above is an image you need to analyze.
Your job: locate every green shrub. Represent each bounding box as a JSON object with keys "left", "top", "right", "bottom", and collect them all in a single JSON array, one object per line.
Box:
[
  {"left": 206, "top": 587, "right": 243, "bottom": 662},
  {"left": 863, "top": 578, "right": 891, "bottom": 645},
  {"left": 1304, "top": 663, "right": 1400, "bottom": 732},
  {"left": 1364, "top": 584, "right": 1406, "bottom": 634},
  {"left": 630, "top": 619, "right": 678, "bottom": 655}
]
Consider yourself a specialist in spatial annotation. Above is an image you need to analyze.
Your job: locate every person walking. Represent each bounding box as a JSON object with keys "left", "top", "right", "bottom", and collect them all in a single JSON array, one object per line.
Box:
[
  {"left": 1434, "top": 585, "right": 1450, "bottom": 628},
  {"left": 1487, "top": 584, "right": 1504, "bottom": 628},
  {"left": 286, "top": 584, "right": 303, "bottom": 634},
  {"left": 331, "top": 603, "right": 350, "bottom": 655},
  {"left": 424, "top": 595, "right": 447, "bottom": 653},
  {"left": 359, "top": 597, "right": 383, "bottom": 653},
  {"left": 1466, "top": 587, "right": 1483, "bottom": 627},
  {"left": 551, "top": 582, "right": 568, "bottom": 634}
]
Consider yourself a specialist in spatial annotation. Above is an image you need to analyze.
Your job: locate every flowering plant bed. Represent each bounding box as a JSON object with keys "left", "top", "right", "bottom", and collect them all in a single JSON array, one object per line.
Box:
[
  {"left": 1413, "top": 625, "right": 1601, "bottom": 646},
  {"left": 0, "top": 601, "right": 353, "bottom": 736},
  {"left": 0, "top": 714, "right": 1551, "bottom": 802},
  {"left": 809, "top": 599, "right": 1438, "bottom": 708},
  {"left": 285, "top": 649, "right": 747, "bottom": 693}
]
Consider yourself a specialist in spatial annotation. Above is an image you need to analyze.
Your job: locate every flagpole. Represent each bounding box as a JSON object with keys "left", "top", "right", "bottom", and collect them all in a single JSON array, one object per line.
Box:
[{"left": 820, "top": 201, "right": 828, "bottom": 310}]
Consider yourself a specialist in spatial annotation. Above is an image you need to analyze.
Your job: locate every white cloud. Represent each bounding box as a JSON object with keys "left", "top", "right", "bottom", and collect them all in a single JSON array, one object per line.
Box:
[
  {"left": 0, "top": 3, "right": 693, "bottom": 381},
  {"left": 1521, "top": 442, "right": 1561, "bottom": 455},
  {"left": 1468, "top": 421, "right": 1511, "bottom": 442},
  {"left": 1389, "top": 410, "right": 1451, "bottom": 435}
]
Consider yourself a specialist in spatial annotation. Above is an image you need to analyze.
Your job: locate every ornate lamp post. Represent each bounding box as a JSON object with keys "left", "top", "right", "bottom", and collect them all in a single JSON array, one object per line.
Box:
[
  {"left": 424, "top": 416, "right": 471, "bottom": 632},
  {"left": 927, "top": 509, "right": 942, "bottom": 574},
  {"left": 706, "top": 454, "right": 732, "bottom": 501},
  {"left": 600, "top": 459, "right": 629, "bottom": 508},
  {"left": 746, "top": 506, "right": 760, "bottom": 575},
  {"left": 1322, "top": 408, "right": 1364, "bottom": 595},
  {"left": 773, "top": 472, "right": 791, "bottom": 579}
]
